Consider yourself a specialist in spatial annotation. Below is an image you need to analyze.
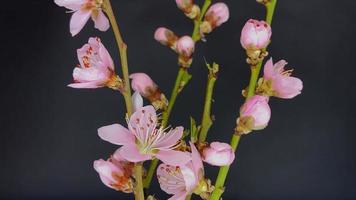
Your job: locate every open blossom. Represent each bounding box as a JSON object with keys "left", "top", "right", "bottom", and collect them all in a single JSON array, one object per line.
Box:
[
  {"left": 240, "top": 19, "right": 272, "bottom": 50},
  {"left": 93, "top": 153, "right": 134, "bottom": 193},
  {"left": 130, "top": 73, "right": 168, "bottom": 110},
  {"left": 98, "top": 105, "right": 190, "bottom": 166},
  {"left": 261, "top": 58, "right": 303, "bottom": 99},
  {"left": 54, "top": 0, "right": 110, "bottom": 36},
  {"left": 237, "top": 95, "right": 271, "bottom": 134},
  {"left": 202, "top": 142, "right": 235, "bottom": 166},
  {"left": 154, "top": 27, "right": 179, "bottom": 50},
  {"left": 157, "top": 142, "right": 205, "bottom": 200},
  {"left": 68, "top": 37, "right": 121, "bottom": 89},
  {"left": 200, "top": 3, "right": 229, "bottom": 34}
]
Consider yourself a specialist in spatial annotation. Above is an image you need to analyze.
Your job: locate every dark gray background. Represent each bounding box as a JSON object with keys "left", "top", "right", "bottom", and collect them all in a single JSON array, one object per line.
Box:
[{"left": 1, "top": 0, "right": 355, "bottom": 199}]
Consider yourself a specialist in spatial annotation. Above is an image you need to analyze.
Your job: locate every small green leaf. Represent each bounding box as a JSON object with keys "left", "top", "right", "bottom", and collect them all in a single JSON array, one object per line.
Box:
[{"left": 190, "top": 117, "right": 198, "bottom": 143}]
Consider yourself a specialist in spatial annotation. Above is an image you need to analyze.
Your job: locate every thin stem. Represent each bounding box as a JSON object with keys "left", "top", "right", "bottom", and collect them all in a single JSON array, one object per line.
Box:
[
  {"left": 103, "top": 0, "right": 133, "bottom": 116},
  {"left": 144, "top": 0, "right": 212, "bottom": 189},
  {"left": 192, "top": 0, "right": 212, "bottom": 41},
  {"left": 134, "top": 163, "right": 145, "bottom": 200},
  {"left": 210, "top": 1, "right": 277, "bottom": 199},
  {"left": 198, "top": 64, "right": 218, "bottom": 143}
]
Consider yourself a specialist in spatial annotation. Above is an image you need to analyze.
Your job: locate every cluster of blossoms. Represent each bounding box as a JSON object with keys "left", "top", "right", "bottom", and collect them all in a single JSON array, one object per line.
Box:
[{"left": 55, "top": 0, "right": 302, "bottom": 200}]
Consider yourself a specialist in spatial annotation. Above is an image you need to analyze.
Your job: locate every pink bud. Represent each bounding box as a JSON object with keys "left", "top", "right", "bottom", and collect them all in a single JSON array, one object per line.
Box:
[
  {"left": 130, "top": 73, "right": 157, "bottom": 98},
  {"left": 176, "top": 36, "right": 195, "bottom": 57},
  {"left": 154, "top": 27, "right": 178, "bottom": 48},
  {"left": 240, "top": 95, "right": 271, "bottom": 131},
  {"left": 204, "top": 3, "right": 230, "bottom": 28},
  {"left": 202, "top": 142, "right": 235, "bottom": 166},
  {"left": 240, "top": 19, "right": 272, "bottom": 50}
]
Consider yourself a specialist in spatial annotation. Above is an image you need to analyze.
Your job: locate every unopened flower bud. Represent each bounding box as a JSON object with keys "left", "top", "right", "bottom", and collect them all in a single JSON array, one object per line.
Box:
[
  {"left": 176, "top": 0, "right": 200, "bottom": 19},
  {"left": 176, "top": 36, "right": 195, "bottom": 68},
  {"left": 202, "top": 142, "right": 235, "bottom": 166},
  {"left": 240, "top": 19, "right": 271, "bottom": 50},
  {"left": 236, "top": 95, "right": 271, "bottom": 135},
  {"left": 200, "top": 3, "right": 229, "bottom": 34},
  {"left": 130, "top": 73, "right": 168, "bottom": 110},
  {"left": 154, "top": 27, "right": 178, "bottom": 50}
]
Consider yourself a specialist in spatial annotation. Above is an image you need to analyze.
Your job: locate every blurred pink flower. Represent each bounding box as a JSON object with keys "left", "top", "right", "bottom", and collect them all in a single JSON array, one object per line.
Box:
[
  {"left": 54, "top": 0, "right": 110, "bottom": 36},
  {"left": 238, "top": 95, "right": 271, "bottom": 134},
  {"left": 202, "top": 142, "right": 235, "bottom": 166},
  {"left": 93, "top": 154, "right": 134, "bottom": 193},
  {"left": 157, "top": 142, "right": 204, "bottom": 200},
  {"left": 68, "top": 37, "right": 118, "bottom": 89},
  {"left": 240, "top": 19, "right": 271, "bottom": 50},
  {"left": 263, "top": 58, "right": 303, "bottom": 99},
  {"left": 154, "top": 27, "right": 178, "bottom": 49},
  {"left": 98, "top": 105, "right": 190, "bottom": 166}
]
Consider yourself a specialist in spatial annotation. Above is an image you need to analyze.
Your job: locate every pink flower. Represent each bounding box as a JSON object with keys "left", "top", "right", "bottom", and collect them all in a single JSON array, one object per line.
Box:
[
  {"left": 157, "top": 142, "right": 204, "bottom": 200},
  {"left": 176, "top": 36, "right": 195, "bottom": 58},
  {"left": 130, "top": 73, "right": 168, "bottom": 110},
  {"left": 263, "top": 58, "right": 303, "bottom": 99},
  {"left": 240, "top": 19, "right": 272, "bottom": 50},
  {"left": 98, "top": 105, "right": 190, "bottom": 166},
  {"left": 93, "top": 154, "right": 134, "bottom": 193},
  {"left": 200, "top": 3, "right": 229, "bottom": 34},
  {"left": 237, "top": 95, "right": 271, "bottom": 134},
  {"left": 202, "top": 142, "right": 235, "bottom": 166},
  {"left": 68, "top": 37, "right": 119, "bottom": 89},
  {"left": 54, "top": 0, "right": 110, "bottom": 36},
  {"left": 154, "top": 27, "right": 178, "bottom": 49}
]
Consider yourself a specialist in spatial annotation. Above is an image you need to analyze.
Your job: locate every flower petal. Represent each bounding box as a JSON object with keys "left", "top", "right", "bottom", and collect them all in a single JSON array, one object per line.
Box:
[
  {"left": 157, "top": 164, "right": 186, "bottom": 195},
  {"left": 180, "top": 166, "right": 197, "bottom": 193},
  {"left": 68, "top": 81, "right": 103, "bottom": 88},
  {"left": 118, "top": 145, "right": 152, "bottom": 163},
  {"left": 132, "top": 91, "right": 143, "bottom": 112},
  {"left": 169, "top": 191, "right": 188, "bottom": 200},
  {"left": 156, "top": 150, "right": 191, "bottom": 166},
  {"left": 153, "top": 126, "right": 183, "bottom": 150},
  {"left": 189, "top": 142, "right": 203, "bottom": 177},
  {"left": 98, "top": 124, "right": 135, "bottom": 146},
  {"left": 93, "top": 11, "right": 110, "bottom": 32},
  {"left": 70, "top": 9, "right": 91, "bottom": 36},
  {"left": 128, "top": 105, "right": 157, "bottom": 142},
  {"left": 54, "top": 0, "right": 85, "bottom": 10}
]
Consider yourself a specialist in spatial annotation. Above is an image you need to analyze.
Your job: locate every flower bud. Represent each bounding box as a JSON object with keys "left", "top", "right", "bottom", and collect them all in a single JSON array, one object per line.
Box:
[
  {"left": 175, "top": 0, "right": 200, "bottom": 19},
  {"left": 130, "top": 73, "right": 168, "bottom": 110},
  {"left": 202, "top": 142, "right": 235, "bottom": 166},
  {"left": 93, "top": 156, "right": 134, "bottom": 193},
  {"left": 154, "top": 27, "right": 179, "bottom": 50},
  {"left": 176, "top": 36, "right": 195, "bottom": 57},
  {"left": 200, "top": 3, "right": 229, "bottom": 34},
  {"left": 240, "top": 19, "right": 271, "bottom": 50},
  {"left": 237, "top": 95, "right": 271, "bottom": 134}
]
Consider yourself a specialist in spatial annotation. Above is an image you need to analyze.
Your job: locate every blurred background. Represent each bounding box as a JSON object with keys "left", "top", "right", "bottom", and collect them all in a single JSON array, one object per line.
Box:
[{"left": 0, "top": 0, "right": 355, "bottom": 199}]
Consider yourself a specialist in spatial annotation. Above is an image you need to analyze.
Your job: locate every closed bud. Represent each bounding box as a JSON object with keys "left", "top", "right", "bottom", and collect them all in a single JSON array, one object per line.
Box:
[
  {"left": 176, "top": 0, "right": 200, "bottom": 19},
  {"left": 176, "top": 36, "right": 195, "bottom": 68},
  {"left": 154, "top": 27, "right": 178, "bottom": 50},
  {"left": 240, "top": 19, "right": 272, "bottom": 50},
  {"left": 202, "top": 142, "right": 235, "bottom": 166},
  {"left": 200, "top": 3, "right": 229, "bottom": 34},
  {"left": 130, "top": 73, "right": 168, "bottom": 110},
  {"left": 236, "top": 95, "right": 271, "bottom": 135}
]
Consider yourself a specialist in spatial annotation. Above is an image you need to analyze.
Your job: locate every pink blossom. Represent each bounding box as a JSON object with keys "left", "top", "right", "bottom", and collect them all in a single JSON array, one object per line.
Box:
[
  {"left": 93, "top": 154, "right": 134, "bottom": 193},
  {"left": 131, "top": 91, "right": 143, "bottom": 112},
  {"left": 68, "top": 37, "right": 117, "bottom": 89},
  {"left": 98, "top": 105, "right": 190, "bottom": 166},
  {"left": 157, "top": 142, "right": 204, "bottom": 200},
  {"left": 238, "top": 95, "right": 271, "bottom": 134},
  {"left": 202, "top": 142, "right": 235, "bottom": 166},
  {"left": 263, "top": 58, "right": 303, "bottom": 99},
  {"left": 54, "top": 0, "right": 110, "bottom": 36},
  {"left": 240, "top": 19, "right": 272, "bottom": 50},
  {"left": 176, "top": 36, "right": 195, "bottom": 58}
]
